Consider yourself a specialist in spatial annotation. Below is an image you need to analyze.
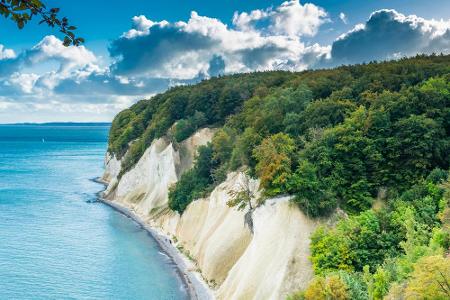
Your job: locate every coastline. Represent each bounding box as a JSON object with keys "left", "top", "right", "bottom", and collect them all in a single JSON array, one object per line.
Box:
[{"left": 93, "top": 178, "right": 213, "bottom": 300}]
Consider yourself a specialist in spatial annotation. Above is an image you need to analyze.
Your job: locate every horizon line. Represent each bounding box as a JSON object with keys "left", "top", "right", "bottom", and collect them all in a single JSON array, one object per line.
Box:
[{"left": 0, "top": 122, "right": 112, "bottom": 126}]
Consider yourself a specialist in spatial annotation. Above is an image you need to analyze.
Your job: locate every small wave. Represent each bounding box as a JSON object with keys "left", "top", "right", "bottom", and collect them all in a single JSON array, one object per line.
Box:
[{"left": 158, "top": 251, "right": 169, "bottom": 258}]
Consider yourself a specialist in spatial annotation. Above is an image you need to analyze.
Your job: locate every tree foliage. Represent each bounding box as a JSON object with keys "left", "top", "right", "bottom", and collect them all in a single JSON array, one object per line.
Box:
[
  {"left": 403, "top": 255, "right": 450, "bottom": 299},
  {"left": 299, "top": 176, "right": 450, "bottom": 300},
  {"left": 253, "top": 133, "right": 296, "bottom": 196},
  {"left": 110, "top": 54, "right": 450, "bottom": 218},
  {"left": 303, "top": 274, "right": 350, "bottom": 300},
  {"left": 0, "top": 0, "right": 83, "bottom": 46},
  {"left": 168, "top": 144, "right": 216, "bottom": 213},
  {"left": 107, "top": 53, "right": 450, "bottom": 298}
]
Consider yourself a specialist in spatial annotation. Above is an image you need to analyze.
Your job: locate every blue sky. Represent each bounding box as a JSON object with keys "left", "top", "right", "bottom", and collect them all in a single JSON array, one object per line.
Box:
[{"left": 0, "top": 0, "right": 449, "bottom": 123}]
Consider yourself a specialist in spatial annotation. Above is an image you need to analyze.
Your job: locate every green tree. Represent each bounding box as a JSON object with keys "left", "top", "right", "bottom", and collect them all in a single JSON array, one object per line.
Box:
[
  {"left": 303, "top": 107, "right": 379, "bottom": 212},
  {"left": 300, "top": 98, "right": 357, "bottom": 133},
  {"left": 404, "top": 255, "right": 450, "bottom": 299},
  {"left": 212, "top": 127, "right": 235, "bottom": 164},
  {"left": 0, "top": 0, "right": 83, "bottom": 45},
  {"left": 310, "top": 226, "right": 354, "bottom": 275},
  {"left": 172, "top": 111, "right": 207, "bottom": 142},
  {"left": 229, "top": 127, "right": 262, "bottom": 171},
  {"left": 311, "top": 210, "right": 402, "bottom": 274},
  {"left": 288, "top": 160, "right": 336, "bottom": 217},
  {"left": 303, "top": 274, "right": 350, "bottom": 300},
  {"left": 168, "top": 144, "right": 215, "bottom": 213},
  {"left": 253, "top": 133, "right": 296, "bottom": 195}
]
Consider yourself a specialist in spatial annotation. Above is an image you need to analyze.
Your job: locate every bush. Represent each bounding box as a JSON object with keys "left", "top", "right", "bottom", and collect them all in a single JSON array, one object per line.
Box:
[
  {"left": 311, "top": 210, "right": 402, "bottom": 274},
  {"left": 172, "top": 111, "right": 207, "bottom": 142},
  {"left": 289, "top": 160, "right": 336, "bottom": 217},
  {"left": 168, "top": 144, "right": 215, "bottom": 213},
  {"left": 427, "top": 168, "right": 449, "bottom": 184},
  {"left": 303, "top": 274, "right": 350, "bottom": 300},
  {"left": 253, "top": 133, "right": 296, "bottom": 196},
  {"left": 403, "top": 255, "right": 450, "bottom": 299}
]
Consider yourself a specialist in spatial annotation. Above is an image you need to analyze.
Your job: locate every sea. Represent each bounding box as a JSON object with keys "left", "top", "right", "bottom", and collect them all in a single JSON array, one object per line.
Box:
[{"left": 0, "top": 124, "right": 188, "bottom": 300}]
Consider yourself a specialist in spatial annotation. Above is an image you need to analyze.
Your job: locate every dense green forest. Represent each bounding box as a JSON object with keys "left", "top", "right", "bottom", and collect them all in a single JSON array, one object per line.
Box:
[{"left": 109, "top": 54, "right": 450, "bottom": 299}]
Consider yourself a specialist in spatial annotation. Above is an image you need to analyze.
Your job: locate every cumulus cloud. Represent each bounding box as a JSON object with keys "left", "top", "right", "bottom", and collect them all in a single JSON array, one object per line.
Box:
[
  {"left": 329, "top": 9, "right": 450, "bottom": 65},
  {"left": 1, "top": 3, "right": 450, "bottom": 122},
  {"left": 0, "top": 35, "right": 98, "bottom": 79},
  {"left": 110, "top": 1, "right": 330, "bottom": 80},
  {"left": 232, "top": 0, "right": 328, "bottom": 37},
  {"left": 1, "top": 1, "right": 332, "bottom": 122}
]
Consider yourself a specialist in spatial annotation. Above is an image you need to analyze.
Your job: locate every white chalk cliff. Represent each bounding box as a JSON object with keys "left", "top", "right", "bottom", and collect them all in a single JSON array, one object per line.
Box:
[{"left": 102, "top": 128, "right": 319, "bottom": 300}]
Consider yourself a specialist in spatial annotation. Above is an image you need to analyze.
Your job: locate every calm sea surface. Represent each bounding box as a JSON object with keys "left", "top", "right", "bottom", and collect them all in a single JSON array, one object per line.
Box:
[{"left": 0, "top": 124, "right": 187, "bottom": 299}]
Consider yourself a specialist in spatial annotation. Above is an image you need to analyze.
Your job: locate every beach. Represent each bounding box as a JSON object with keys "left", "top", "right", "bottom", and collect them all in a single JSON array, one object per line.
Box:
[{"left": 95, "top": 178, "right": 213, "bottom": 300}]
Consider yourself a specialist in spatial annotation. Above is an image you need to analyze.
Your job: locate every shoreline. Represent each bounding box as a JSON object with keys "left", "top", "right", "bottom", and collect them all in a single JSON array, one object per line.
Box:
[{"left": 93, "top": 178, "right": 212, "bottom": 300}]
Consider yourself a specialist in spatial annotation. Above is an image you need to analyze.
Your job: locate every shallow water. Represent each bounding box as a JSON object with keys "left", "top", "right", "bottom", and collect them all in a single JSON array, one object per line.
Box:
[{"left": 0, "top": 124, "right": 188, "bottom": 300}]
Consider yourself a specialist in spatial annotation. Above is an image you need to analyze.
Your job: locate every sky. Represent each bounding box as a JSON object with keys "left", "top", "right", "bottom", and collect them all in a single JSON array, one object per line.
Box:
[{"left": 0, "top": 0, "right": 449, "bottom": 123}]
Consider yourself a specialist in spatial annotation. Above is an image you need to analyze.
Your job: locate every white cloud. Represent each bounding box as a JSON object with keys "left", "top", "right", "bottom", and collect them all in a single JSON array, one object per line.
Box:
[
  {"left": 123, "top": 15, "right": 169, "bottom": 38},
  {"left": 328, "top": 9, "right": 450, "bottom": 65},
  {"left": 29, "top": 35, "right": 97, "bottom": 71},
  {"left": 110, "top": 2, "right": 330, "bottom": 80},
  {"left": 0, "top": 45, "right": 15, "bottom": 60},
  {"left": 8, "top": 73, "right": 40, "bottom": 93},
  {"left": 233, "top": 0, "right": 328, "bottom": 37},
  {"left": 339, "top": 12, "right": 348, "bottom": 24},
  {"left": 1, "top": 4, "right": 450, "bottom": 123}
]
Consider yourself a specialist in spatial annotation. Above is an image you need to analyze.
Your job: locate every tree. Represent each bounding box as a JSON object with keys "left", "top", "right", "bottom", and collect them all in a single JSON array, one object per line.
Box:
[
  {"left": 303, "top": 107, "right": 378, "bottom": 213},
  {"left": 288, "top": 160, "right": 336, "bottom": 217},
  {"left": 404, "top": 255, "right": 450, "bottom": 299},
  {"left": 172, "top": 111, "right": 207, "bottom": 142},
  {"left": 229, "top": 127, "right": 262, "bottom": 170},
  {"left": 0, "top": 0, "right": 83, "bottom": 46},
  {"left": 212, "top": 127, "right": 235, "bottom": 164},
  {"left": 311, "top": 210, "right": 402, "bottom": 274},
  {"left": 363, "top": 265, "right": 391, "bottom": 300},
  {"left": 310, "top": 226, "right": 354, "bottom": 275},
  {"left": 227, "top": 174, "right": 259, "bottom": 211},
  {"left": 168, "top": 144, "right": 215, "bottom": 213},
  {"left": 253, "top": 133, "right": 296, "bottom": 195},
  {"left": 300, "top": 98, "right": 356, "bottom": 133},
  {"left": 303, "top": 274, "right": 350, "bottom": 300}
]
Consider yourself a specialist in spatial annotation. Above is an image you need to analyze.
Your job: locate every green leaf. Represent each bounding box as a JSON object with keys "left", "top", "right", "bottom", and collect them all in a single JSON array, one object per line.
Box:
[{"left": 63, "top": 36, "right": 71, "bottom": 46}]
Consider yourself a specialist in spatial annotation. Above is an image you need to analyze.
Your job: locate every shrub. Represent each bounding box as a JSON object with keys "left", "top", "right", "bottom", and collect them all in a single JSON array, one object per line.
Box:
[
  {"left": 303, "top": 274, "right": 350, "bottom": 300},
  {"left": 289, "top": 160, "right": 336, "bottom": 217},
  {"left": 403, "top": 255, "right": 450, "bottom": 299},
  {"left": 168, "top": 144, "right": 215, "bottom": 213},
  {"left": 253, "top": 133, "right": 296, "bottom": 196}
]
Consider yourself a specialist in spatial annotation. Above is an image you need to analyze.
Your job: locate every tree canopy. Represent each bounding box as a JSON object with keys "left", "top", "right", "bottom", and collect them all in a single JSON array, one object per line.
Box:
[
  {"left": 109, "top": 53, "right": 450, "bottom": 299},
  {"left": 109, "top": 54, "right": 449, "bottom": 215}
]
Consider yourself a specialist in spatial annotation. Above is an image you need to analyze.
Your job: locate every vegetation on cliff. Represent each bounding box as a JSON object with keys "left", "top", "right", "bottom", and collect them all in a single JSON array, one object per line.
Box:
[
  {"left": 109, "top": 54, "right": 449, "bottom": 298},
  {"left": 109, "top": 54, "right": 449, "bottom": 216},
  {"left": 291, "top": 174, "right": 450, "bottom": 299}
]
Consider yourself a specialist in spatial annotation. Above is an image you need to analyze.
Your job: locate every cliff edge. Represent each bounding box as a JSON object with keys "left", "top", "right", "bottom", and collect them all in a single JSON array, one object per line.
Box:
[{"left": 102, "top": 128, "right": 319, "bottom": 300}]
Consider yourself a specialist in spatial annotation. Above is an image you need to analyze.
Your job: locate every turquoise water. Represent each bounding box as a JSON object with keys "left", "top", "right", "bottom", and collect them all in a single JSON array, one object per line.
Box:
[{"left": 0, "top": 124, "right": 188, "bottom": 300}]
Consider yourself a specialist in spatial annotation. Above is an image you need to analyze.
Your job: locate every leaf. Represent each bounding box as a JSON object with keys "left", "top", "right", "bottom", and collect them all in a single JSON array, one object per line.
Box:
[{"left": 63, "top": 36, "right": 71, "bottom": 46}]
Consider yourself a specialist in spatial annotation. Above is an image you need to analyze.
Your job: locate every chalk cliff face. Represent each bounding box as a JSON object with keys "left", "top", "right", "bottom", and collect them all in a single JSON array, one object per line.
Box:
[
  {"left": 103, "top": 128, "right": 215, "bottom": 213},
  {"left": 103, "top": 128, "right": 319, "bottom": 300}
]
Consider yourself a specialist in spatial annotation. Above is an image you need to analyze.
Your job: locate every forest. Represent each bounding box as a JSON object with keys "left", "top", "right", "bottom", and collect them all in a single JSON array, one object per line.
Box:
[{"left": 109, "top": 54, "right": 450, "bottom": 299}]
